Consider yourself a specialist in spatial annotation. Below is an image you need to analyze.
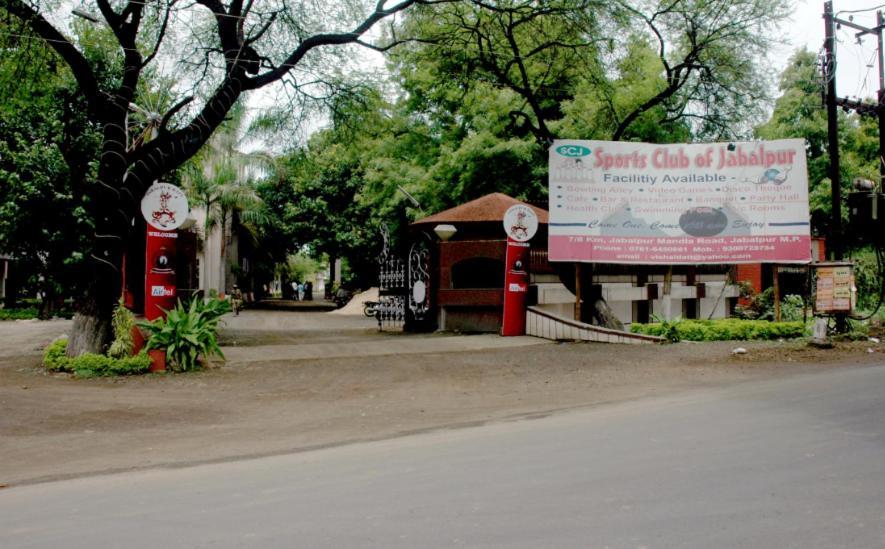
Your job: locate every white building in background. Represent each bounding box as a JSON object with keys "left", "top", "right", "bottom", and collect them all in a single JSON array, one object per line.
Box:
[{"left": 189, "top": 207, "right": 244, "bottom": 297}]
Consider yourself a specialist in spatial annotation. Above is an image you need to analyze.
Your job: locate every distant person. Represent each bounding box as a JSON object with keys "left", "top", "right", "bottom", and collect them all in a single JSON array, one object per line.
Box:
[
  {"left": 334, "top": 285, "right": 350, "bottom": 308},
  {"left": 290, "top": 280, "right": 298, "bottom": 300},
  {"left": 305, "top": 281, "right": 313, "bottom": 301},
  {"left": 231, "top": 285, "right": 243, "bottom": 315},
  {"left": 297, "top": 282, "right": 305, "bottom": 301}
]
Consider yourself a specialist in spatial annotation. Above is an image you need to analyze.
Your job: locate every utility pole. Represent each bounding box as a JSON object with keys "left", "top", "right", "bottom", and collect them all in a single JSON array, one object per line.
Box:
[
  {"left": 823, "top": 1, "right": 843, "bottom": 260},
  {"left": 878, "top": 10, "right": 885, "bottom": 192},
  {"left": 823, "top": 3, "right": 885, "bottom": 259},
  {"left": 822, "top": 2, "right": 885, "bottom": 333}
]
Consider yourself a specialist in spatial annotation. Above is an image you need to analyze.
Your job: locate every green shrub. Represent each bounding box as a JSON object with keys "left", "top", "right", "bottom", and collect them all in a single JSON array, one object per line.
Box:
[
  {"left": 140, "top": 297, "right": 230, "bottom": 372},
  {"left": 43, "top": 338, "right": 151, "bottom": 378},
  {"left": 780, "top": 294, "right": 807, "bottom": 322},
  {"left": 852, "top": 247, "right": 884, "bottom": 310},
  {"left": 107, "top": 299, "right": 136, "bottom": 358},
  {"left": 43, "top": 338, "right": 69, "bottom": 370},
  {"left": 630, "top": 318, "right": 807, "bottom": 342},
  {"left": 0, "top": 307, "right": 39, "bottom": 320},
  {"left": 650, "top": 314, "right": 682, "bottom": 343}
]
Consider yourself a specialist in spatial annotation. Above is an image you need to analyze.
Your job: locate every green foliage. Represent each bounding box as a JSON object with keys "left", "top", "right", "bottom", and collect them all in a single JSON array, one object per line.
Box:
[
  {"left": 832, "top": 320, "right": 870, "bottom": 342},
  {"left": 260, "top": 0, "right": 789, "bottom": 289},
  {"left": 0, "top": 306, "right": 74, "bottom": 320},
  {"left": 283, "top": 253, "right": 321, "bottom": 283},
  {"left": 42, "top": 338, "right": 68, "bottom": 370},
  {"left": 139, "top": 298, "right": 231, "bottom": 372},
  {"left": 734, "top": 285, "right": 808, "bottom": 323},
  {"left": 631, "top": 319, "right": 808, "bottom": 342},
  {"left": 780, "top": 295, "right": 807, "bottom": 323},
  {"left": 0, "top": 307, "right": 39, "bottom": 320},
  {"left": 756, "top": 49, "right": 879, "bottom": 237},
  {"left": 851, "top": 247, "right": 884, "bottom": 311},
  {"left": 0, "top": 22, "right": 104, "bottom": 313},
  {"left": 107, "top": 300, "right": 136, "bottom": 359},
  {"left": 649, "top": 314, "right": 682, "bottom": 343},
  {"left": 43, "top": 338, "right": 151, "bottom": 378}
]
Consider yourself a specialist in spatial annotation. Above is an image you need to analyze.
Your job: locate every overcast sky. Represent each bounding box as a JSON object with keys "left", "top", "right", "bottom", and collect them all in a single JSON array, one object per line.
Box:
[{"left": 782, "top": 0, "right": 885, "bottom": 99}]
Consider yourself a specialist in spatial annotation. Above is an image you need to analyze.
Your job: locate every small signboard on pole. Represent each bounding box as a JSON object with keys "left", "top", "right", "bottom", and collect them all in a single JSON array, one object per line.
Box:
[{"left": 813, "top": 262, "right": 855, "bottom": 313}]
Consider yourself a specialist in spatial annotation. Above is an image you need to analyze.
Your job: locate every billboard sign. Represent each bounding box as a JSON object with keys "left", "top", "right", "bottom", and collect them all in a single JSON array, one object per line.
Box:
[{"left": 548, "top": 139, "right": 811, "bottom": 264}]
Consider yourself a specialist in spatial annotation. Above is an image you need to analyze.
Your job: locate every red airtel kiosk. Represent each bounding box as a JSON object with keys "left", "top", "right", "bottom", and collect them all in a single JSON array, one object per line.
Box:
[
  {"left": 140, "top": 182, "right": 190, "bottom": 321},
  {"left": 501, "top": 204, "right": 539, "bottom": 336}
]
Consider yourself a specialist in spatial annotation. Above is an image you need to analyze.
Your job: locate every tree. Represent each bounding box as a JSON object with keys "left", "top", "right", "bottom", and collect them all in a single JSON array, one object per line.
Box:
[
  {"left": 273, "top": 133, "right": 379, "bottom": 289},
  {"left": 756, "top": 49, "right": 878, "bottom": 237},
  {"left": 0, "top": 21, "right": 100, "bottom": 316},
  {"left": 183, "top": 103, "right": 270, "bottom": 293},
  {"left": 378, "top": 0, "right": 790, "bottom": 328},
  {"left": 1, "top": 0, "right": 435, "bottom": 355},
  {"left": 393, "top": 0, "right": 788, "bottom": 144}
]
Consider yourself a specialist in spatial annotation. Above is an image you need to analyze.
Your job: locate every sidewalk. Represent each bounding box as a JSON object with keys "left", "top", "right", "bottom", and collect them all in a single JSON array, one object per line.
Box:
[
  {"left": 251, "top": 298, "right": 337, "bottom": 312},
  {"left": 222, "top": 334, "right": 548, "bottom": 365}
]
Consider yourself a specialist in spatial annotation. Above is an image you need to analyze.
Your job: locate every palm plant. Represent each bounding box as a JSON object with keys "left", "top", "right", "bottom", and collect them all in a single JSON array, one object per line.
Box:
[{"left": 182, "top": 104, "right": 272, "bottom": 292}]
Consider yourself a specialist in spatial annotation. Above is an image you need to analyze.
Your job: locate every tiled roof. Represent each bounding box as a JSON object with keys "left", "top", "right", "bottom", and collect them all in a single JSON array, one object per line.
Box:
[{"left": 412, "top": 193, "right": 548, "bottom": 225}]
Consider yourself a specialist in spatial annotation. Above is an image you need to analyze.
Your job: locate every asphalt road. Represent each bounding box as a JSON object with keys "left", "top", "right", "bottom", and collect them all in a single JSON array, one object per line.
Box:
[{"left": 3, "top": 363, "right": 885, "bottom": 548}]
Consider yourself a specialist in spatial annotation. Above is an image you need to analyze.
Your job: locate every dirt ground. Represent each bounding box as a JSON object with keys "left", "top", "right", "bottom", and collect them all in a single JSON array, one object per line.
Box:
[{"left": 1, "top": 312, "right": 882, "bottom": 487}]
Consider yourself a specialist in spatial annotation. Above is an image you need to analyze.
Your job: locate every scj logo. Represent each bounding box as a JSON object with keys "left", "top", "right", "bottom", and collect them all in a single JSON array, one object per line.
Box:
[{"left": 555, "top": 144, "right": 591, "bottom": 157}]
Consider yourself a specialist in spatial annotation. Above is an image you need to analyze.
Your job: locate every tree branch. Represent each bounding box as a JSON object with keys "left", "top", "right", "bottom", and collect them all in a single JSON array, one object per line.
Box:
[
  {"left": 245, "top": 0, "right": 427, "bottom": 89},
  {"left": 160, "top": 96, "right": 195, "bottom": 132},
  {"left": 2, "top": 0, "right": 103, "bottom": 116},
  {"left": 142, "top": 0, "right": 174, "bottom": 67}
]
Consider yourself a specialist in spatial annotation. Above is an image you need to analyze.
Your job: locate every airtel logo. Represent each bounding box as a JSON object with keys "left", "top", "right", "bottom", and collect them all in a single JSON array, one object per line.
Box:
[{"left": 555, "top": 145, "right": 591, "bottom": 157}]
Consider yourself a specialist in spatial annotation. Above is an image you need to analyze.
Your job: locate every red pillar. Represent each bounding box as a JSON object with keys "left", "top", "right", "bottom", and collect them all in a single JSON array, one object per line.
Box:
[
  {"left": 144, "top": 228, "right": 178, "bottom": 321},
  {"left": 501, "top": 238, "right": 531, "bottom": 336}
]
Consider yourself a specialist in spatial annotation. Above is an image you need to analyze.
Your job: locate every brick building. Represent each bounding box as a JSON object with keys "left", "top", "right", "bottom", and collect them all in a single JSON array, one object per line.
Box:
[{"left": 412, "top": 193, "right": 744, "bottom": 332}]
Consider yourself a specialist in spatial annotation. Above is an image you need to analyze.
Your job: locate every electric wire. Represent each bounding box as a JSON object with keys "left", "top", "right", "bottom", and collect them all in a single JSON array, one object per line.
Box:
[{"left": 836, "top": 5, "right": 885, "bottom": 16}]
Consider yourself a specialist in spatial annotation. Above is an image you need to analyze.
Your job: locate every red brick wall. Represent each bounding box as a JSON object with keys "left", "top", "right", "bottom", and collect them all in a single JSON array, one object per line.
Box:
[
  {"left": 437, "top": 240, "right": 507, "bottom": 332},
  {"left": 438, "top": 240, "right": 506, "bottom": 289},
  {"left": 735, "top": 264, "right": 763, "bottom": 306}
]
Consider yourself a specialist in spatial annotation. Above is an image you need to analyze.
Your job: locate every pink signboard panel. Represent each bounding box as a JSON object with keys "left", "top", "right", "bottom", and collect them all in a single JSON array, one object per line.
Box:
[{"left": 548, "top": 139, "right": 812, "bottom": 264}]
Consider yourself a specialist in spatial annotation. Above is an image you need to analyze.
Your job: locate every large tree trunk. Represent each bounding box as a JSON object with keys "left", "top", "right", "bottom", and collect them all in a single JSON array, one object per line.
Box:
[
  {"left": 574, "top": 264, "right": 625, "bottom": 331},
  {"left": 66, "top": 271, "right": 118, "bottom": 356},
  {"left": 591, "top": 296, "right": 625, "bottom": 331}
]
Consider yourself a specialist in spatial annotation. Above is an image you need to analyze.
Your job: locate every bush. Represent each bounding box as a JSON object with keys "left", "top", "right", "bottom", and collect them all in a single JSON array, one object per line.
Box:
[
  {"left": 780, "top": 294, "right": 806, "bottom": 322},
  {"left": 43, "top": 338, "right": 68, "bottom": 369},
  {"left": 43, "top": 338, "right": 151, "bottom": 378},
  {"left": 107, "top": 300, "right": 136, "bottom": 358},
  {"left": 0, "top": 307, "right": 39, "bottom": 320},
  {"left": 630, "top": 318, "right": 808, "bottom": 342},
  {"left": 140, "top": 297, "right": 230, "bottom": 372},
  {"left": 852, "top": 247, "right": 884, "bottom": 310}
]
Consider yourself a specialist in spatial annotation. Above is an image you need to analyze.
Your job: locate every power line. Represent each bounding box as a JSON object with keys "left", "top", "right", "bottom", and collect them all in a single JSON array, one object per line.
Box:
[{"left": 836, "top": 4, "right": 885, "bottom": 16}]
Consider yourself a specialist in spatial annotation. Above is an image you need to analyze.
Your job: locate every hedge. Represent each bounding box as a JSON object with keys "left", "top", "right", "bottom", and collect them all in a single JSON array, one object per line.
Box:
[
  {"left": 630, "top": 318, "right": 808, "bottom": 342},
  {"left": 43, "top": 338, "right": 152, "bottom": 378}
]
